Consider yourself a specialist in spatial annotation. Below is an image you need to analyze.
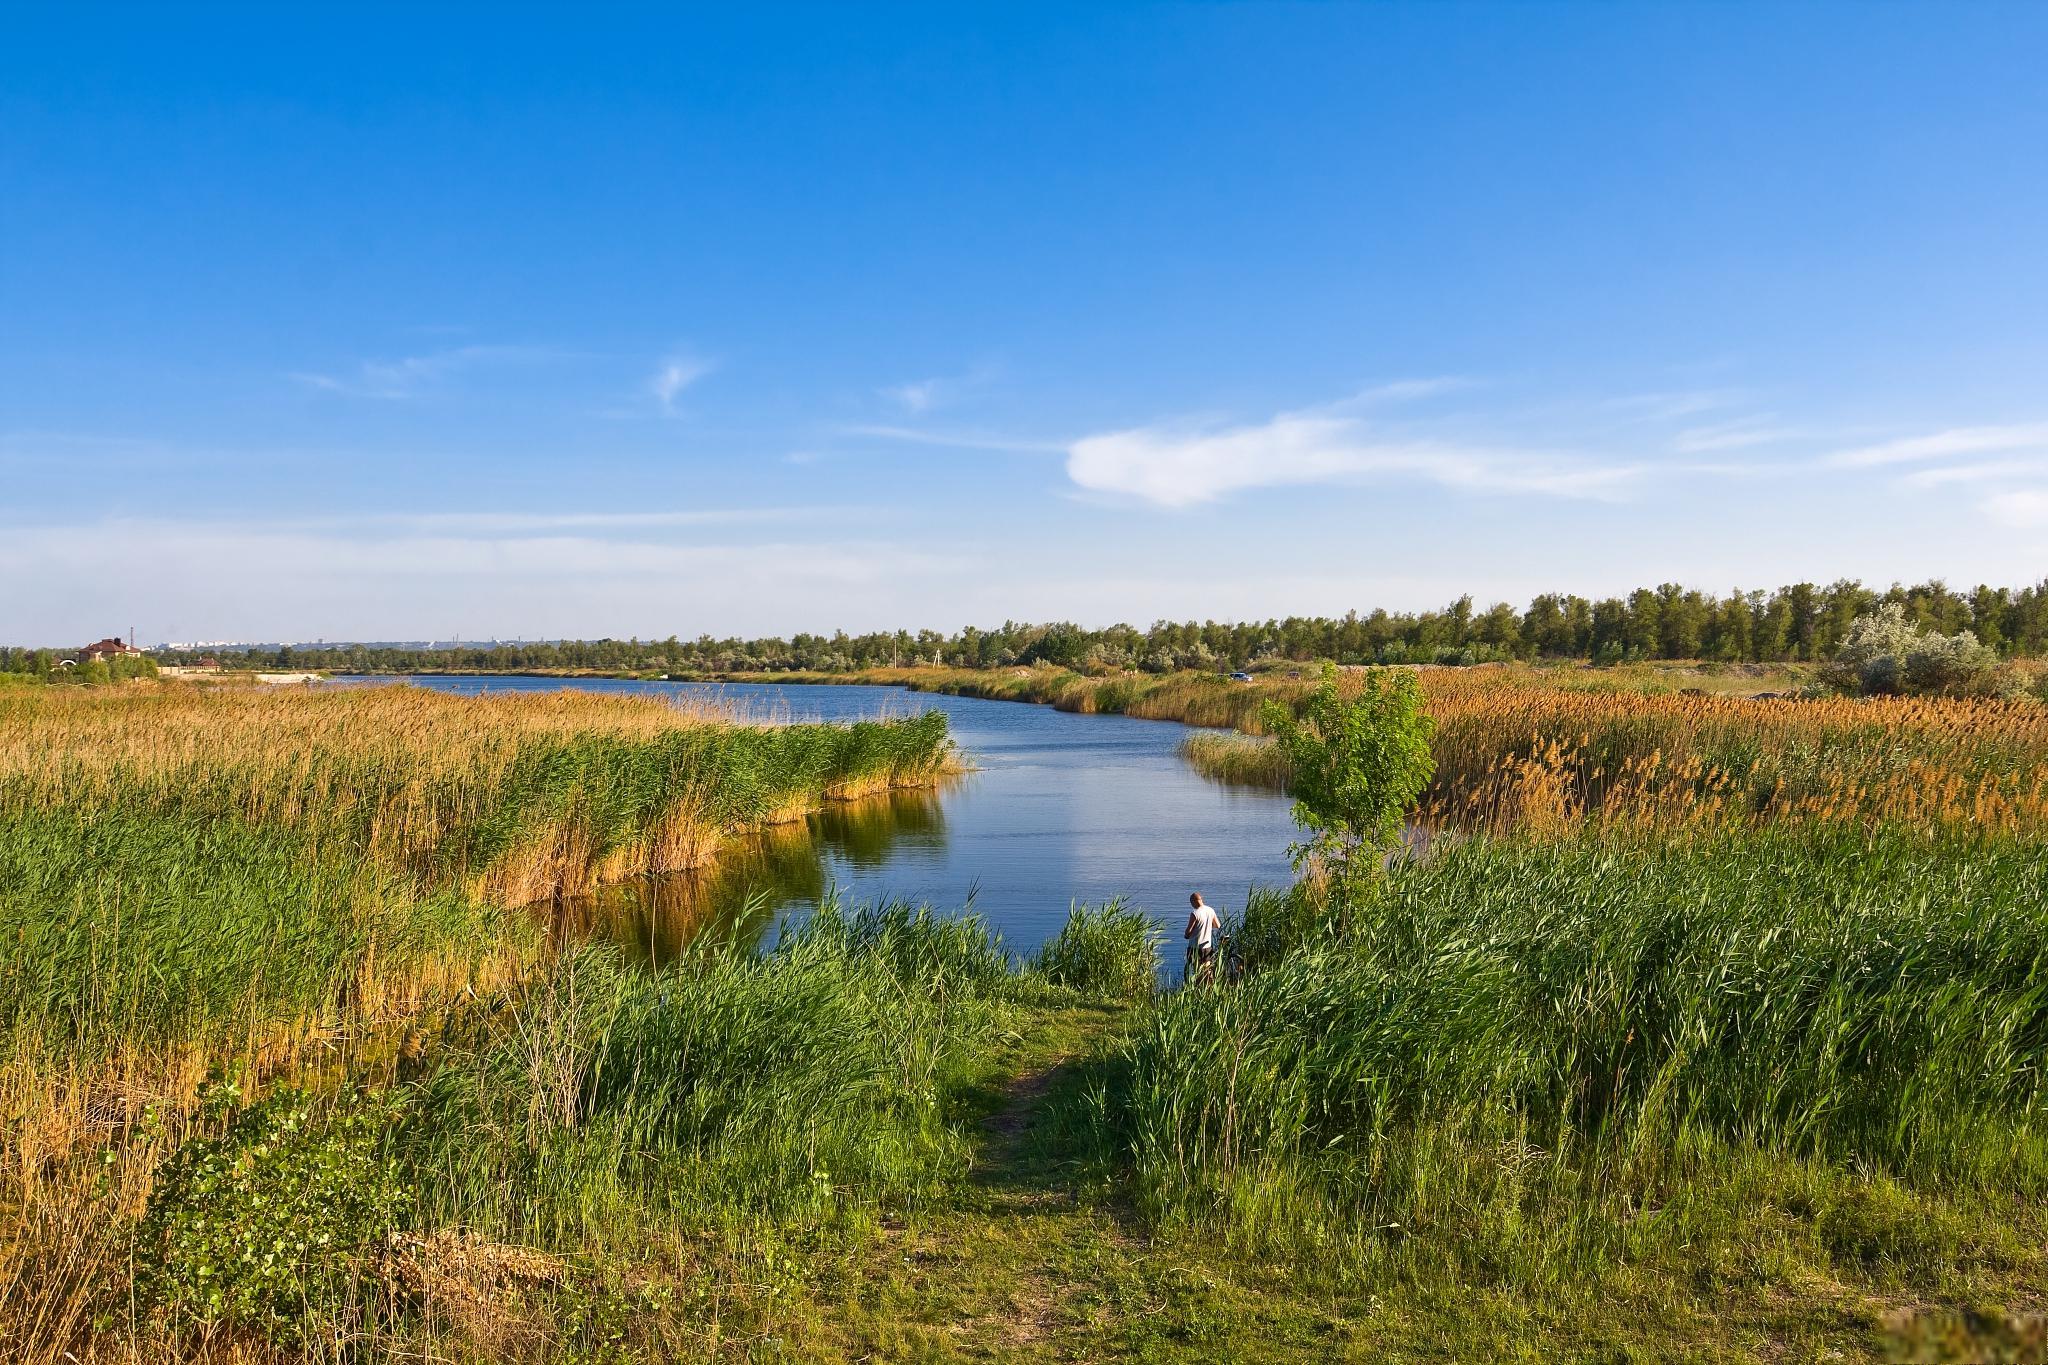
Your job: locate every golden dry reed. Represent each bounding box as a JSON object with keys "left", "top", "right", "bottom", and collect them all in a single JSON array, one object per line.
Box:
[
  {"left": 913, "top": 662, "right": 2048, "bottom": 837},
  {"left": 1412, "top": 670, "right": 2048, "bottom": 836},
  {"left": 0, "top": 683, "right": 955, "bottom": 903}
]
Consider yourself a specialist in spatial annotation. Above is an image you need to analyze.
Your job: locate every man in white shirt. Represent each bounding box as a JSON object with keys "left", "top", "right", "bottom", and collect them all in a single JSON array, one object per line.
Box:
[{"left": 1185, "top": 892, "right": 1223, "bottom": 983}]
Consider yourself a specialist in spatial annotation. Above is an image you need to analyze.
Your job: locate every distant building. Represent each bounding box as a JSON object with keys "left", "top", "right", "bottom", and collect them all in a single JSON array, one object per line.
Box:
[{"left": 77, "top": 636, "right": 144, "bottom": 664}]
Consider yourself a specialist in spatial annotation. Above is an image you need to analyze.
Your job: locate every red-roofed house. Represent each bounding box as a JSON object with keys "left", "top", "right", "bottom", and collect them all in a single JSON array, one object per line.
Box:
[{"left": 77, "top": 636, "right": 144, "bottom": 664}]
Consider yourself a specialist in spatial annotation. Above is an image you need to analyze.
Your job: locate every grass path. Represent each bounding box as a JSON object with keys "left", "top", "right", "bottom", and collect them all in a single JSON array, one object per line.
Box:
[
  {"left": 778, "top": 1001, "right": 1961, "bottom": 1365},
  {"left": 806, "top": 1003, "right": 1369, "bottom": 1364}
]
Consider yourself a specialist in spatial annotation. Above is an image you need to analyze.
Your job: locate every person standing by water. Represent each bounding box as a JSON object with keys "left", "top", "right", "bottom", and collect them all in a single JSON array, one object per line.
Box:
[{"left": 1185, "top": 892, "right": 1223, "bottom": 984}]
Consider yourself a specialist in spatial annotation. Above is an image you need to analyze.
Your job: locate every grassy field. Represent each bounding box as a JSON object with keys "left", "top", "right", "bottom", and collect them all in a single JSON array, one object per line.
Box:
[{"left": 5, "top": 675, "right": 2047, "bottom": 1362}]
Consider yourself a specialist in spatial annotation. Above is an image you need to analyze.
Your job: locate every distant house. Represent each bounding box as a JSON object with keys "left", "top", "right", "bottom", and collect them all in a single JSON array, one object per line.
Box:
[{"left": 76, "top": 636, "right": 144, "bottom": 664}]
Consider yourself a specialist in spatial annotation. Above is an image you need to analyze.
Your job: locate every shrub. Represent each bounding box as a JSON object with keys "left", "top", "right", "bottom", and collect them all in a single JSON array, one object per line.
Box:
[
  {"left": 1259, "top": 664, "right": 1435, "bottom": 901},
  {"left": 1820, "top": 603, "right": 1999, "bottom": 697},
  {"left": 136, "top": 1086, "right": 412, "bottom": 1348}
]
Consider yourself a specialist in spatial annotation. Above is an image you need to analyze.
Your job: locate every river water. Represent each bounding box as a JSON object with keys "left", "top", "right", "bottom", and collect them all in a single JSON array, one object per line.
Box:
[{"left": 389, "top": 676, "right": 1301, "bottom": 965}]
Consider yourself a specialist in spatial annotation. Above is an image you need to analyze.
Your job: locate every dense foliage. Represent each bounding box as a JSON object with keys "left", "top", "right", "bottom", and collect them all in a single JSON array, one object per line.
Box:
[
  {"left": 1819, "top": 601, "right": 2004, "bottom": 697},
  {"left": 1119, "top": 830, "right": 2048, "bottom": 1261},
  {"left": 1259, "top": 666, "right": 1434, "bottom": 898}
]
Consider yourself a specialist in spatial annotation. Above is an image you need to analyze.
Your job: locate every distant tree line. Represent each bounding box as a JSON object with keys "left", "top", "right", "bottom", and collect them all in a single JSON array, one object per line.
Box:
[
  {"left": 0, "top": 648, "right": 158, "bottom": 684},
  {"left": 93, "top": 578, "right": 2048, "bottom": 676}
]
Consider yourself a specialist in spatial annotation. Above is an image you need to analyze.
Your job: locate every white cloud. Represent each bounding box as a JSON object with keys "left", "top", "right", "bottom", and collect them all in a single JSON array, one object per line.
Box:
[
  {"left": 1324, "top": 377, "right": 1475, "bottom": 410},
  {"left": 344, "top": 508, "right": 836, "bottom": 534},
  {"left": 291, "top": 345, "right": 556, "bottom": 399},
  {"left": 840, "top": 424, "right": 1063, "bottom": 454},
  {"left": 882, "top": 379, "right": 941, "bottom": 413},
  {"left": 1897, "top": 460, "right": 2047, "bottom": 490},
  {"left": 1064, "top": 409, "right": 1639, "bottom": 509},
  {"left": 1671, "top": 418, "right": 1808, "bottom": 453},
  {"left": 0, "top": 515, "right": 959, "bottom": 642},
  {"left": 1982, "top": 490, "right": 2048, "bottom": 528},
  {"left": 649, "top": 355, "right": 714, "bottom": 413},
  {"left": 1828, "top": 423, "right": 2048, "bottom": 468},
  {"left": 878, "top": 364, "right": 997, "bottom": 415},
  {"left": 1602, "top": 389, "right": 1749, "bottom": 421}
]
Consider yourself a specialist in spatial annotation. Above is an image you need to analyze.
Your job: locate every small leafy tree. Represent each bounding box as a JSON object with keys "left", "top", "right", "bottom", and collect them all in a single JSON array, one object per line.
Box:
[{"left": 1260, "top": 664, "right": 1435, "bottom": 909}]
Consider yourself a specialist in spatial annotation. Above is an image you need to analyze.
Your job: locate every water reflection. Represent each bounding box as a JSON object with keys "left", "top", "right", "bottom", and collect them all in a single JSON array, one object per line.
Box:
[
  {"left": 541, "top": 786, "right": 950, "bottom": 965},
  {"left": 400, "top": 678, "right": 1304, "bottom": 967}
]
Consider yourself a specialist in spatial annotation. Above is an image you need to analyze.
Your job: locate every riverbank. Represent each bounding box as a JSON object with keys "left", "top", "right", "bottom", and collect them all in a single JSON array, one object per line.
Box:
[
  {"left": 8, "top": 679, "right": 2048, "bottom": 1362},
  {"left": 0, "top": 683, "right": 961, "bottom": 1363},
  {"left": 11, "top": 836, "right": 2045, "bottom": 1363},
  {"left": 680, "top": 664, "right": 2048, "bottom": 838}
]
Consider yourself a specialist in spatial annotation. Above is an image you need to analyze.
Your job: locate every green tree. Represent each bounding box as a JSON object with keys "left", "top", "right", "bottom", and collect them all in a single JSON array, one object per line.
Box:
[{"left": 1259, "top": 665, "right": 1435, "bottom": 910}]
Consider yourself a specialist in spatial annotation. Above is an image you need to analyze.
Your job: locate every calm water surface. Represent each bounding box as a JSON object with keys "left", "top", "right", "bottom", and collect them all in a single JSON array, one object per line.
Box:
[{"left": 383, "top": 676, "right": 1300, "bottom": 965}]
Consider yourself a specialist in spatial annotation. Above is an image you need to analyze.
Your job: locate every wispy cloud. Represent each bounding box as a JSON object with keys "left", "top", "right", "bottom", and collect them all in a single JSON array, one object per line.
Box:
[
  {"left": 0, "top": 514, "right": 957, "bottom": 641},
  {"left": 879, "top": 364, "right": 997, "bottom": 415},
  {"left": 839, "top": 424, "right": 1064, "bottom": 454},
  {"left": 649, "top": 354, "right": 715, "bottom": 414},
  {"left": 1671, "top": 417, "right": 1809, "bottom": 453},
  {"left": 1601, "top": 389, "right": 1750, "bottom": 422},
  {"left": 1065, "top": 408, "right": 1639, "bottom": 509},
  {"left": 1828, "top": 423, "right": 2048, "bottom": 468},
  {"left": 290, "top": 345, "right": 558, "bottom": 399},
  {"left": 1320, "top": 376, "right": 1475, "bottom": 412},
  {"left": 1897, "top": 459, "right": 2048, "bottom": 490},
  {"left": 345, "top": 507, "right": 838, "bottom": 534},
  {"left": 882, "top": 379, "right": 943, "bottom": 414}
]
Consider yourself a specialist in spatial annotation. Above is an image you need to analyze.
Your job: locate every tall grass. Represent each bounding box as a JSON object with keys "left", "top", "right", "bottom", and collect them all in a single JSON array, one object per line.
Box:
[
  {"left": 49, "top": 901, "right": 1030, "bottom": 1360},
  {"left": 1178, "top": 732, "right": 1290, "bottom": 790},
  {"left": 1032, "top": 899, "right": 1162, "bottom": 997},
  {"left": 0, "top": 686, "right": 955, "bottom": 904},
  {"left": 0, "top": 686, "right": 962, "bottom": 1362},
  {"left": 1413, "top": 670, "right": 2048, "bottom": 835},
  {"left": 412, "top": 901, "right": 1019, "bottom": 1239},
  {"left": 771, "top": 664, "right": 2048, "bottom": 835},
  {"left": 1115, "top": 827, "right": 2048, "bottom": 1275},
  {"left": 1155, "top": 667, "right": 2048, "bottom": 835}
]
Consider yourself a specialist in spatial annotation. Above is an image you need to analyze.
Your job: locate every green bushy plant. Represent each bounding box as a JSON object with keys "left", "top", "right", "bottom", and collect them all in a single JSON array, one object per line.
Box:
[
  {"left": 136, "top": 1085, "right": 412, "bottom": 1348},
  {"left": 1820, "top": 602, "right": 1999, "bottom": 697},
  {"left": 1258, "top": 664, "right": 1435, "bottom": 905}
]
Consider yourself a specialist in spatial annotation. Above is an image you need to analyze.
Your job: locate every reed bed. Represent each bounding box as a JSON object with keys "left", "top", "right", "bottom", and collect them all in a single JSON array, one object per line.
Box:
[
  {"left": 37, "top": 903, "right": 1030, "bottom": 1361},
  {"left": 1116, "top": 826, "right": 2048, "bottom": 1280},
  {"left": 1177, "top": 732, "right": 1290, "bottom": 790},
  {"left": 1151, "top": 667, "right": 2048, "bottom": 836},
  {"left": 0, "top": 685, "right": 961, "bottom": 1362},
  {"left": 0, "top": 684, "right": 955, "bottom": 903},
  {"left": 1415, "top": 670, "right": 2048, "bottom": 835},
  {"left": 1032, "top": 899, "right": 1163, "bottom": 997}
]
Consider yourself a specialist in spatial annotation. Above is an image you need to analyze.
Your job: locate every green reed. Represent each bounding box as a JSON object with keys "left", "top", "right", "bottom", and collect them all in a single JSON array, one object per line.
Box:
[
  {"left": 1177, "top": 732, "right": 1291, "bottom": 790},
  {"left": 1115, "top": 826, "right": 2048, "bottom": 1272},
  {"left": 1033, "top": 899, "right": 1163, "bottom": 997}
]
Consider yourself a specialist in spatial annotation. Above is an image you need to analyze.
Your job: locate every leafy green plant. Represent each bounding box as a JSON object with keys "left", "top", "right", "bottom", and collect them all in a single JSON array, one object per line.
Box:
[
  {"left": 136, "top": 1085, "right": 413, "bottom": 1348},
  {"left": 1259, "top": 664, "right": 1435, "bottom": 903}
]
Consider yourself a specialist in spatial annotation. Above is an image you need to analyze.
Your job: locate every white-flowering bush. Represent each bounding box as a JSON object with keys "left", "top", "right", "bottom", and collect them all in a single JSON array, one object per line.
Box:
[{"left": 1821, "top": 603, "right": 1999, "bottom": 697}]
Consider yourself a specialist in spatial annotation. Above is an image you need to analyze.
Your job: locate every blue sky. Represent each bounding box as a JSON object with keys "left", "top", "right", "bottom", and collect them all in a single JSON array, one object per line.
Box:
[{"left": 5, "top": 4, "right": 2047, "bottom": 644}]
